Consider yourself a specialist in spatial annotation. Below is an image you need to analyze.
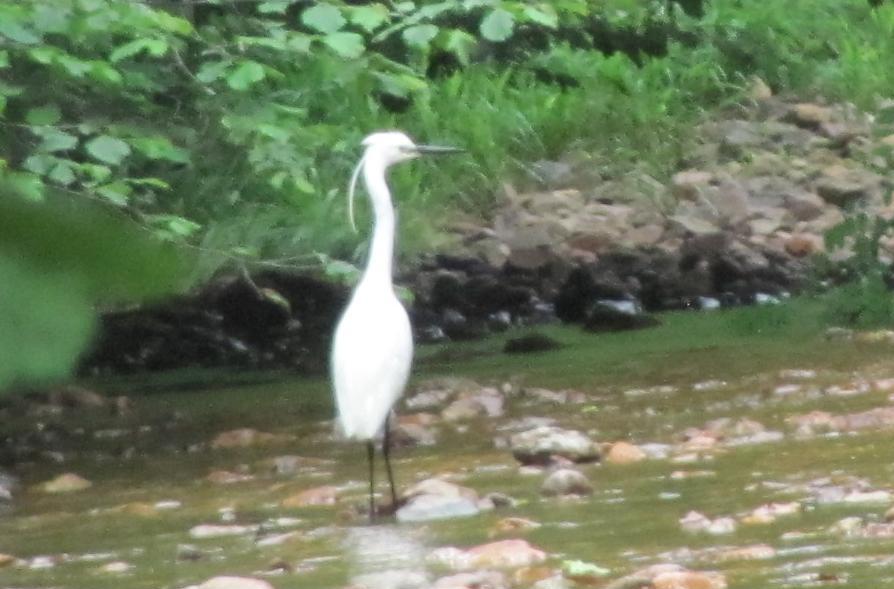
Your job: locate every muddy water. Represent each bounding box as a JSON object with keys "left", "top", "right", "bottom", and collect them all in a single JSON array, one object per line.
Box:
[{"left": 4, "top": 309, "right": 894, "bottom": 588}]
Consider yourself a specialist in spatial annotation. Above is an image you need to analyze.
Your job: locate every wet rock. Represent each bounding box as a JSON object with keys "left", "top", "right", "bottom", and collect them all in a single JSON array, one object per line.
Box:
[
  {"left": 206, "top": 470, "right": 253, "bottom": 485},
  {"left": 351, "top": 569, "right": 430, "bottom": 589},
  {"left": 281, "top": 485, "right": 338, "bottom": 508},
  {"left": 392, "top": 417, "right": 438, "bottom": 447},
  {"left": 584, "top": 303, "right": 659, "bottom": 332},
  {"left": 397, "top": 478, "right": 483, "bottom": 523},
  {"left": 260, "top": 454, "right": 331, "bottom": 476},
  {"left": 38, "top": 473, "right": 92, "bottom": 493},
  {"left": 433, "top": 571, "right": 509, "bottom": 589},
  {"left": 715, "top": 544, "right": 776, "bottom": 562},
  {"left": 605, "top": 441, "right": 648, "bottom": 465},
  {"left": 679, "top": 511, "right": 737, "bottom": 535},
  {"left": 489, "top": 517, "right": 542, "bottom": 537},
  {"left": 441, "top": 388, "right": 504, "bottom": 421},
  {"left": 397, "top": 493, "right": 481, "bottom": 523},
  {"left": 0, "top": 553, "right": 18, "bottom": 567},
  {"left": 211, "top": 428, "right": 294, "bottom": 449},
  {"left": 740, "top": 502, "right": 801, "bottom": 524},
  {"left": 510, "top": 426, "right": 600, "bottom": 466},
  {"left": 504, "top": 333, "right": 562, "bottom": 354},
  {"left": 541, "top": 468, "right": 593, "bottom": 496},
  {"left": 429, "top": 540, "right": 547, "bottom": 571},
  {"left": 189, "top": 524, "right": 255, "bottom": 539},
  {"left": 99, "top": 561, "right": 133, "bottom": 573},
  {"left": 606, "top": 564, "right": 726, "bottom": 589},
  {"left": 652, "top": 570, "right": 728, "bottom": 589},
  {"left": 186, "top": 577, "right": 275, "bottom": 589}
]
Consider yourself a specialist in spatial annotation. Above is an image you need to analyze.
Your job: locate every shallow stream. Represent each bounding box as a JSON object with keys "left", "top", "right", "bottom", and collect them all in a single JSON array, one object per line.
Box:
[{"left": 4, "top": 309, "right": 894, "bottom": 588}]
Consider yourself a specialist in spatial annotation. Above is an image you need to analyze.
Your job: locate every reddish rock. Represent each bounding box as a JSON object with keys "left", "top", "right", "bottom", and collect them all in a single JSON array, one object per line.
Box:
[
  {"left": 281, "top": 485, "right": 338, "bottom": 507},
  {"left": 38, "top": 473, "right": 92, "bottom": 494},
  {"left": 652, "top": 570, "right": 727, "bottom": 589},
  {"left": 606, "top": 441, "right": 647, "bottom": 464},
  {"left": 211, "top": 428, "right": 293, "bottom": 449}
]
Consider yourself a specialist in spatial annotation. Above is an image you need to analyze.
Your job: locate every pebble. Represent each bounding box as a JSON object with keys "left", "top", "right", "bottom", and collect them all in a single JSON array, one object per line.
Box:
[
  {"left": 489, "top": 517, "right": 542, "bottom": 537},
  {"left": 510, "top": 426, "right": 600, "bottom": 465},
  {"left": 189, "top": 524, "right": 255, "bottom": 539},
  {"left": 281, "top": 485, "right": 338, "bottom": 507},
  {"left": 605, "top": 441, "right": 647, "bottom": 464},
  {"left": 397, "top": 494, "right": 481, "bottom": 523},
  {"left": 541, "top": 468, "right": 593, "bottom": 496},
  {"left": 351, "top": 569, "right": 430, "bottom": 589},
  {"left": 38, "top": 473, "right": 92, "bottom": 493},
  {"left": 428, "top": 540, "right": 547, "bottom": 571},
  {"left": 210, "top": 428, "right": 293, "bottom": 449},
  {"left": 185, "top": 576, "right": 275, "bottom": 589},
  {"left": 99, "top": 561, "right": 133, "bottom": 573}
]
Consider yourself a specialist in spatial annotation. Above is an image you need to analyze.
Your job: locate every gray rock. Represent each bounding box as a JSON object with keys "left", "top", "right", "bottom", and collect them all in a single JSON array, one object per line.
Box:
[
  {"left": 185, "top": 577, "right": 274, "bottom": 589},
  {"left": 541, "top": 468, "right": 593, "bottom": 496},
  {"left": 510, "top": 426, "right": 600, "bottom": 465},
  {"left": 396, "top": 494, "right": 480, "bottom": 523},
  {"left": 352, "top": 569, "right": 431, "bottom": 589}
]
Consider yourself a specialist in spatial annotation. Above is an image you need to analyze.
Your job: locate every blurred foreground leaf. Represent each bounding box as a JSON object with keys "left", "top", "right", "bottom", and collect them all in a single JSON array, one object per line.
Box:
[{"left": 0, "top": 192, "right": 187, "bottom": 390}]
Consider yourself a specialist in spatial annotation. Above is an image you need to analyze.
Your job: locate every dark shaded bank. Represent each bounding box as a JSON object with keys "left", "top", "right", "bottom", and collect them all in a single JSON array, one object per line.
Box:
[{"left": 78, "top": 240, "right": 806, "bottom": 377}]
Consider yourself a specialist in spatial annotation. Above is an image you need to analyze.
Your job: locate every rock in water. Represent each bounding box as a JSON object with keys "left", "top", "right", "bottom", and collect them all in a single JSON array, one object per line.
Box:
[
  {"left": 503, "top": 333, "right": 563, "bottom": 354},
  {"left": 541, "top": 468, "right": 593, "bottom": 496},
  {"left": 583, "top": 303, "right": 659, "bottom": 332},
  {"left": 510, "top": 426, "right": 600, "bottom": 465},
  {"left": 38, "top": 473, "right": 92, "bottom": 494},
  {"left": 186, "top": 577, "right": 275, "bottom": 589}
]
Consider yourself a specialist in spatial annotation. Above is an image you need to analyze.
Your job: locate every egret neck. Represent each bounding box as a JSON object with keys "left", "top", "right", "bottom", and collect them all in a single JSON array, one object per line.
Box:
[{"left": 359, "top": 152, "right": 397, "bottom": 289}]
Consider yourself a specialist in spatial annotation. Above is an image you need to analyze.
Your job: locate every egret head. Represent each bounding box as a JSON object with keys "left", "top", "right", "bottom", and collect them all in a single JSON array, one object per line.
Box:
[{"left": 347, "top": 131, "right": 462, "bottom": 231}]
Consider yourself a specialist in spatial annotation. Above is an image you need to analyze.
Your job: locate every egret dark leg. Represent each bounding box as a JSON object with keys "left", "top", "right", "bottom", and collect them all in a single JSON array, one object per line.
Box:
[
  {"left": 383, "top": 414, "right": 398, "bottom": 509},
  {"left": 366, "top": 440, "right": 376, "bottom": 521}
]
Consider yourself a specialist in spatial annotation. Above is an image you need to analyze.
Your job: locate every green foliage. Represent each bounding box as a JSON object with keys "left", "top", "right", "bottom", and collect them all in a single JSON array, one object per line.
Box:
[
  {"left": 0, "top": 192, "right": 186, "bottom": 390},
  {"left": 1, "top": 0, "right": 893, "bottom": 278}
]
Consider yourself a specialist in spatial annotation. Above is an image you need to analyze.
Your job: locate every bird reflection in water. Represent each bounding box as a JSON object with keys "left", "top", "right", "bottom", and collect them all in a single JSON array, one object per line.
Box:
[{"left": 343, "top": 524, "right": 431, "bottom": 587}]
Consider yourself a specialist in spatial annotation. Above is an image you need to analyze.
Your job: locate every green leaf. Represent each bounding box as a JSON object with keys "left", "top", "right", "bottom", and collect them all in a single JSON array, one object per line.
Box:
[
  {"left": 0, "top": 50, "right": 9, "bottom": 69},
  {"left": 85, "top": 135, "right": 132, "bottom": 165},
  {"left": 26, "top": 104, "right": 62, "bottom": 126},
  {"left": 89, "top": 61, "right": 123, "bottom": 84},
  {"left": 58, "top": 54, "right": 92, "bottom": 77},
  {"left": 130, "top": 136, "right": 190, "bottom": 164},
  {"left": 480, "top": 8, "right": 515, "bottom": 42},
  {"left": 196, "top": 60, "right": 231, "bottom": 83},
  {"left": 350, "top": 4, "right": 389, "bottom": 33},
  {"left": 0, "top": 195, "right": 188, "bottom": 389},
  {"left": 33, "top": 4, "right": 71, "bottom": 34},
  {"left": 110, "top": 38, "right": 169, "bottom": 62},
  {"left": 226, "top": 60, "right": 266, "bottom": 91},
  {"left": 878, "top": 106, "right": 894, "bottom": 126},
  {"left": 35, "top": 128, "right": 78, "bottom": 153},
  {"left": 322, "top": 32, "right": 365, "bottom": 59},
  {"left": 402, "top": 24, "right": 439, "bottom": 49},
  {"left": 373, "top": 72, "right": 427, "bottom": 98},
  {"left": 96, "top": 181, "right": 132, "bottom": 206},
  {"left": 0, "top": 21, "right": 40, "bottom": 44},
  {"left": 441, "top": 29, "right": 476, "bottom": 65},
  {"left": 48, "top": 162, "right": 76, "bottom": 186},
  {"left": 23, "top": 154, "right": 57, "bottom": 175},
  {"left": 0, "top": 255, "right": 93, "bottom": 390},
  {"left": 523, "top": 4, "right": 558, "bottom": 28},
  {"left": 259, "top": 1, "right": 292, "bottom": 14},
  {"left": 147, "top": 214, "right": 203, "bottom": 239},
  {"left": 302, "top": 3, "right": 346, "bottom": 34}
]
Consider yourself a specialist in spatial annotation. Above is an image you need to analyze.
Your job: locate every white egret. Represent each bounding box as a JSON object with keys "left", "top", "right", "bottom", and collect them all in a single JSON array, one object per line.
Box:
[{"left": 332, "top": 131, "right": 461, "bottom": 519}]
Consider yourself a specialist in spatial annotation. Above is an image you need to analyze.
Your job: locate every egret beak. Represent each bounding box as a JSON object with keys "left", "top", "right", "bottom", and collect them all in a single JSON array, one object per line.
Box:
[{"left": 411, "top": 145, "right": 465, "bottom": 156}]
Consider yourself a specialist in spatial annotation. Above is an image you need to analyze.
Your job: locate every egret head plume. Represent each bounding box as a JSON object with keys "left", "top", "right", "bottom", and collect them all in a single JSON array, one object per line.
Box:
[{"left": 347, "top": 131, "right": 463, "bottom": 230}]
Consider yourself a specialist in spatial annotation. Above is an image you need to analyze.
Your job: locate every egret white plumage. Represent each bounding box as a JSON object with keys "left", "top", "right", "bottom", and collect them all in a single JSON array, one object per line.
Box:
[{"left": 332, "top": 131, "right": 461, "bottom": 519}]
